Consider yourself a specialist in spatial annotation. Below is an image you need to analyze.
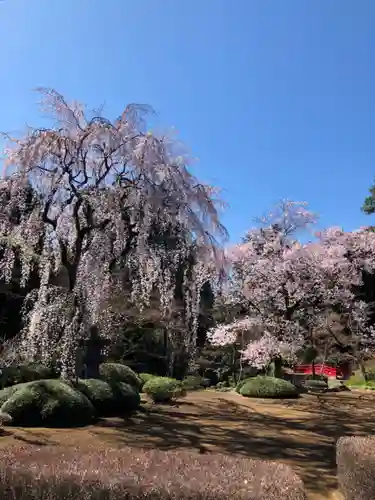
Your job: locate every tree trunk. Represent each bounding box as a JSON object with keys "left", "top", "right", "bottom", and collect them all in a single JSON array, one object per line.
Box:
[
  {"left": 274, "top": 357, "right": 283, "bottom": 378},
  {"left": 359, "top": 360, "right": 369, "bottom": 382},
  {"left": 267, "top": 357, "right": 282, "bottom": 378}
]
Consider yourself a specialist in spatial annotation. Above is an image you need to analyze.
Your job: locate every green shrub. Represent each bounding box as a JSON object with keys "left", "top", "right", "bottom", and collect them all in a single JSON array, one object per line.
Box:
[
  {"left": 182, "top": 375, "right": 210, "bottom": 391},
  {"left": 75, "top": 379, "right": 140, "bottom": 416},
  {"left": 236, "top": 377, "right": 255, "bottom": 394},
  {"left": 99, "top": 363, "right": 141, "bottom": 389},
  {"left": 138, "top": 373, "right": 155, "bottom": 391},
  {"left": 240, "top": 376, "right": 299, "bottom": 399},
  {"left": 143, "top": 377, "right": 185, "bottom": 403},
  {"left": 0, "top": 412, "right": 12, "bottom": 425},
  {"left": 0, "top": 379, "right": 95, "bottom": 427},
  {"left": 0, "top": 384, "right": 23, "bottom": 407},
  {"left": 0, "top": 364, "right": 55, "bottom": 389}
]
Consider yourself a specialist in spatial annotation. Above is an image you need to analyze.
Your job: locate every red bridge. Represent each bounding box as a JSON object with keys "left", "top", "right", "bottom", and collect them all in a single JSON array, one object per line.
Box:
[{"left": 294, "top": 364, "right": 344, "bottom": 378}]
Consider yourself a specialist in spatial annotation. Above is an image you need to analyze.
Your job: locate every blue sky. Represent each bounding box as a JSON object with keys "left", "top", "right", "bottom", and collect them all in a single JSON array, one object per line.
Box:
[{"left": 0, "top": 0, "right": 374, "bottom": 243}]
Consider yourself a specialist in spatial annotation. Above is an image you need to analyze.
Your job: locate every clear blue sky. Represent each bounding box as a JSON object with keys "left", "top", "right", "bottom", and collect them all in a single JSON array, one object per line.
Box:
[{"left": 0, "top": 0, "right": 374, "bottom": 243}]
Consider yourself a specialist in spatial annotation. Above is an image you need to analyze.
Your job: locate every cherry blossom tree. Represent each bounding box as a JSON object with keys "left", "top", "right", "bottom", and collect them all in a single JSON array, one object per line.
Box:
[
  {"left": 0, "top": 88, "right": 227, "bottom": 378},
  {"left": 208, "top": 201, "right": 375, "bottom": 378},
  {"left": 312, "top": 226, "right": 375, "bottom": 378},
  {"left": 208, "top": 200, "right": 317, "bottom": 377}
]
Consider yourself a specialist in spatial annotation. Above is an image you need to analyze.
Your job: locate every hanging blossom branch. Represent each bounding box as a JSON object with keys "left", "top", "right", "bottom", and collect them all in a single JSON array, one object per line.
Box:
[{"left": 0, "top": 88, "right": 228, "bottom": 378}]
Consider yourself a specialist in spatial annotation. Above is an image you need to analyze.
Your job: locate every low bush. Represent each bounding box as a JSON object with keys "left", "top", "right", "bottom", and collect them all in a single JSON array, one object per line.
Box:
[
  {"left": 75, "top": 379, "right": 140, "bottom": 416},
  {"left": 240, "top": 376, "right": 299, "bottom": 399},
  {"left": 236, "top": 377, "right": 255, "bottom": 394},
  {"left": 337, "top": 436, "right": 375, "bottom": 500},
  {"left": 0, "top": 412, "right": 12, "bottom": 426},
  {"left": 0, "top": 379, "right": 95, "bottom": 427},
  {"left": 0, "top": 364, "right": 55, "bottom": 389},
  {"left": 143, "top": 376, "right": 185, "bottom": 403},
  {"left": 138, "top": 373, "right": 155, "bottom": 391},
  {"left": 99, "top": 363, "right": 141, "bottom": 389},
  {"left": 182, "top": 375, "right": 210, "bottom": 391},
  {"left": 0, "top": 445, "right": 307, "bottom": 500}
]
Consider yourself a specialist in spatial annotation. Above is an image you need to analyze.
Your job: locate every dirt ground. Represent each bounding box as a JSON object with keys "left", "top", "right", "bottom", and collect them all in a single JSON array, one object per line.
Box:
[{"left": 1, "top": 390, "right": 373, "bottom": 500}]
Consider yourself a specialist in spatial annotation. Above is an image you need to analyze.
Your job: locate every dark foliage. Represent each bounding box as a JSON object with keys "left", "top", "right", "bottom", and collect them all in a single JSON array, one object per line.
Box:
[
  {"left": 74, "top": 378, "right": 140, "bottom": 416},
  {"left": 0, "top": 379, "right": 95, "bottom": 427}
]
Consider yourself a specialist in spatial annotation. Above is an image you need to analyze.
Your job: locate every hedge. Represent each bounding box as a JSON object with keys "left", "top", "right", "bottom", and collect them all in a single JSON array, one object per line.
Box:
[
  {"left": 99, "top": 363, "right": 141, "bottom": 389},
  {"left": 74, "top": 379, "right": 140, "bottom": 416},
  {"left": 236, "top": 377, "right": 255, "bottom": 394},
  {"left": 240, "top": 376, "right": 299, "bottom": 399},
  {"left": 337, "top": 436, "right": 375, "bottom": 500},
  {"left": 0, "top": 445, "right": 307, "bottom": 500},
  {"left": 182, "top": 375, "right": 210, "bottom": 391},
  {"left": 138, "top": 373, "right": 156, "bottom": 391},
  {"left": 0, "top": 364, "right": 55, "bottom": 389},
  {"left": 0, "top": 379, "right": 95, "bottom": 427},
  {"left": 143, "top": 376, "right": 185, "bottom": 403}
]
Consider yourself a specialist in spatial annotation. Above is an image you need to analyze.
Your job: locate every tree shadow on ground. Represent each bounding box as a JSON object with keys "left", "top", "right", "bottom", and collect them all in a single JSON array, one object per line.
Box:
[
  {"left": 0, "top": 428, "right": 56, "bottom": 446},
  {"left": 94, "top": 391, "right": 375, "bottom": 499}
]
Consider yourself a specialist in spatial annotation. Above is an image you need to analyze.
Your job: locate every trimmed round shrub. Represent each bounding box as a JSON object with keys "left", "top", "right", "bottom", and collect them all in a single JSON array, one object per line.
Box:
[
  {"left": 0, "top": 384, "right": 24, "bottom": 407},
  {"left": 236, "top": 377, "right": 255, "bottom": 394},
  {"left": 182, "top": 375, "right": 210, "bottom": 391},
  {"left": 0, "top": 379, "right": 95, "bottom": 427},
  {"left": 138, "top": 373, "right": 156, "bottom": 391},
  {"left": 143, "top": 377, "right": 185, "bottom": 403},
  {"left": 75, "top": 379, "right": 140, "bottom": 416},
  {"left": 0, "top": 364, "right": 55, "bottom": 389},
  {"left": 99, "top": 363, "right": 141, "bottom": 390},
  {"left": 0, "top": 411, "right": 12, "bottom": 425},
  {"left": 240, "top": 376, "right": 299, "bottom": 399}
]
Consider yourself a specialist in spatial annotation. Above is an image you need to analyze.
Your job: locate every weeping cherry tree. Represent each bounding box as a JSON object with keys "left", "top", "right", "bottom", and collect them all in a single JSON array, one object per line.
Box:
[{"left": 0, "top": 88, "right": 227, "bottom": 378}]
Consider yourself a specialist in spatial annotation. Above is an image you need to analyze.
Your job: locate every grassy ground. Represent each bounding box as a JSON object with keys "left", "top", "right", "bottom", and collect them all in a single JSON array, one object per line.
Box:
[{"left": 1, "top": 389, "right": 373, "bottom": 500}]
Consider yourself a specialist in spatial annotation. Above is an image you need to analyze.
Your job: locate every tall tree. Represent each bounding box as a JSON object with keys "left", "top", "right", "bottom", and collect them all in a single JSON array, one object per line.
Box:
[
  {"left": 362, "top": 180, "right": 375, "bottom": 215},
  {"left": 0, "top": 88, "right": 227, "bottom": 378},
  {"left": 208, "top": 202, "right": 375, "bottom": 376}
]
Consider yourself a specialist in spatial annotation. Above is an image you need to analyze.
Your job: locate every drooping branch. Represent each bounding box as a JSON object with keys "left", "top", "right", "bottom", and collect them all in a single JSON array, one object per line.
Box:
[{"left": 0, "top": 88, "right": 228, "bottom": 376}]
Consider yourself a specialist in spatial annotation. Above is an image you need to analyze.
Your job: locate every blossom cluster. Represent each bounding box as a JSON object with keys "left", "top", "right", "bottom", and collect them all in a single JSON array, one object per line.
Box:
[
  {"left": 0, "top": 88, "right": 227, "bottom": 376},
  {"left": 208, "top": 201, "right": 375, "bottom": 369}
]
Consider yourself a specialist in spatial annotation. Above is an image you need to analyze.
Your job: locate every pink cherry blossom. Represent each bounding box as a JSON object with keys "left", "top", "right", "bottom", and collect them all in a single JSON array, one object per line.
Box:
[
  {"left": 208, "top": 201, "right": 375, "bottom": 370},
  {"left": 0, "top": 88, "right": 227, "bottom": 377}
]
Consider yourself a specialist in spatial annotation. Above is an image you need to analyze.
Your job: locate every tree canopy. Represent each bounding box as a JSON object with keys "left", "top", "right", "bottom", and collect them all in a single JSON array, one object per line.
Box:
[{"left": 0, "top": 88, "right": 228, "bottom": 377}]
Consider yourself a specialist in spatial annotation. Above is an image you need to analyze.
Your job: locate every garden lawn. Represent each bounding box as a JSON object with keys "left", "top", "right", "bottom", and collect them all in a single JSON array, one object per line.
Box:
[{"left": 0, "top": 390, "right": 372, "bottom": 500}]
